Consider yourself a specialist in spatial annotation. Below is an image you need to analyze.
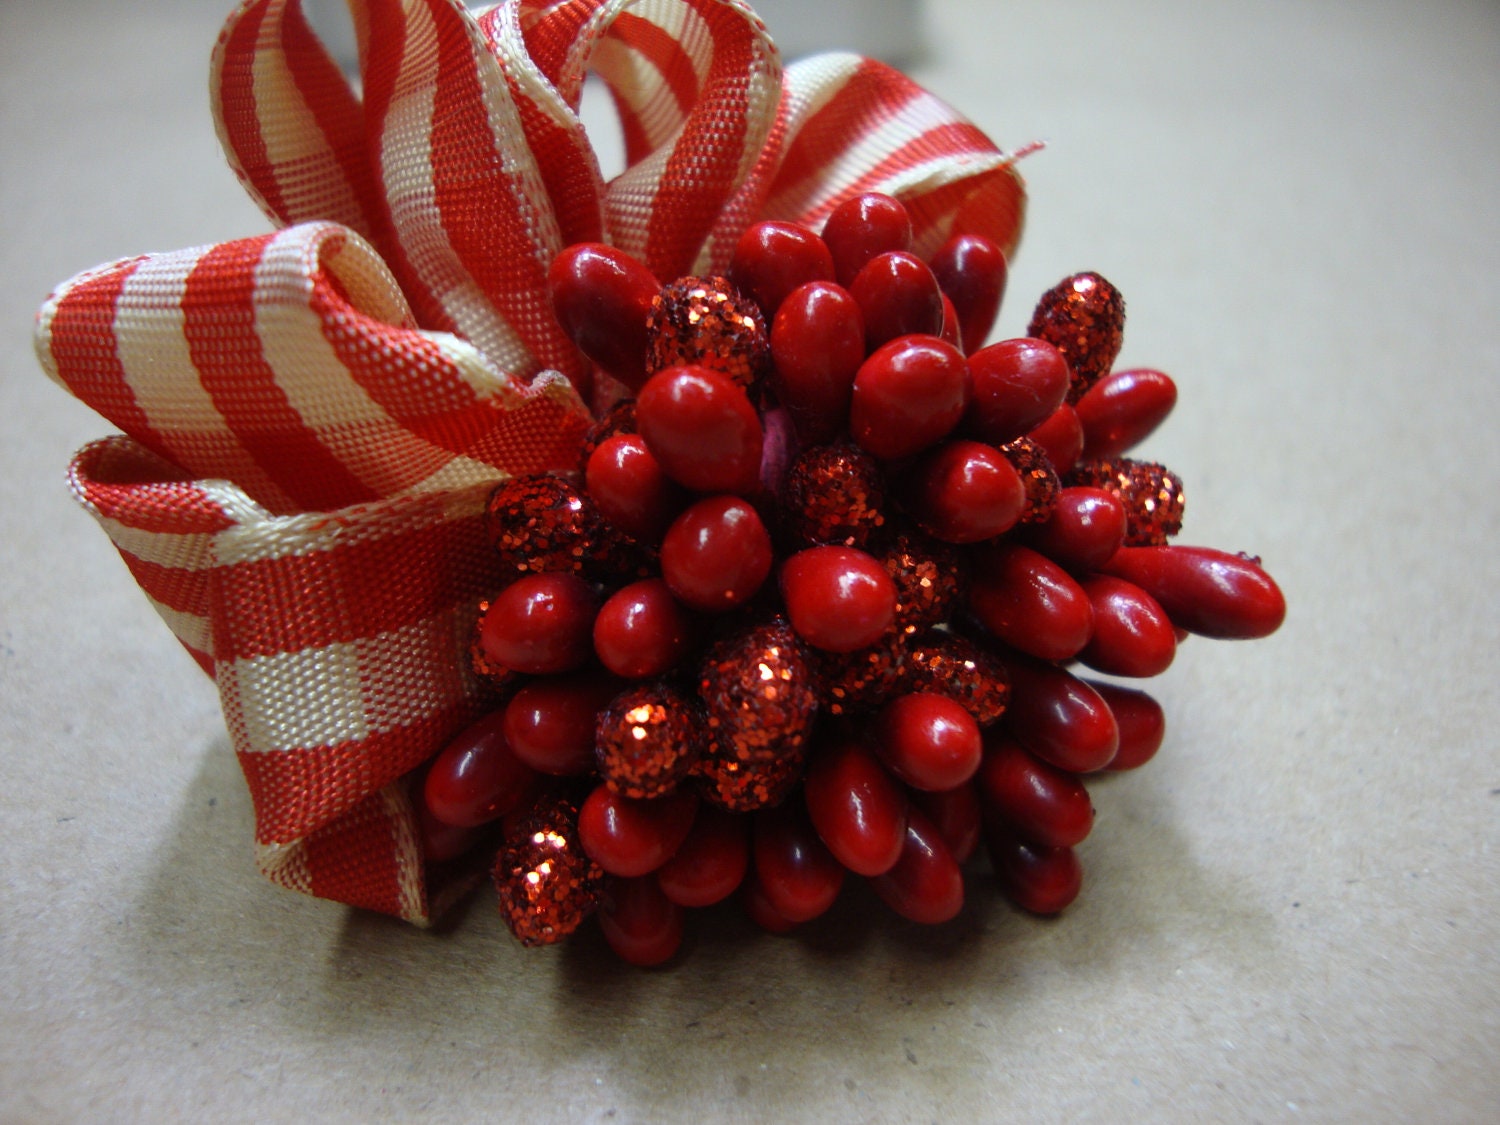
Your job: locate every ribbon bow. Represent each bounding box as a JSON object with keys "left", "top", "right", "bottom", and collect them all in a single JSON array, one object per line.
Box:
[{"left": 36, "top": 0, "right": 1025, "bottom": 923}]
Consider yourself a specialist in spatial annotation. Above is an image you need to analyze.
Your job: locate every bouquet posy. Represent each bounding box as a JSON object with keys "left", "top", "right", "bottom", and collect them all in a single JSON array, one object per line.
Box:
[{"left": 37, "top": 0, "right": 1282, "bottom": 963}]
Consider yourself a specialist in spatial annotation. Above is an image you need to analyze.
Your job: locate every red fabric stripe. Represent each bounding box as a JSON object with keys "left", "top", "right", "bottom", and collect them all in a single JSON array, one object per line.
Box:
[
  {"left": 462, "top": 390, "right": 593, "bottom": 474},
  {"left": 301, "top": 792, "right": 414, "bottom": 918},
  {"left": 209, "top": 513, "right": 497, "bottom": 661},
  {"left": 904, "top": 164, "right": 1025, "bottom": 258},
  {"left": 240, "top": 698, "right": 480, "bottom": 843},
  {"left": 643, "top": 4, "right": 757, "bottom": 278},
  {"left": 517, "top": 0, "right": 606, "bottom": 87},
  {"left": 182, "top": 237, "right": 381, "bottom": 513},
  {"left": 71, "top": 439, "right": 236, "bottom": 535},
  {"left": 217, "top": 1, "right": 288, "bottom": 223},
  {"left": 46, "top": 259, "right": 178, "bottom": 466},
  {"left": 427, "top": 0, "right": 577, "bottom": 376},
  {"left": 611, "top": 11, "right": 700, "bottom": 164},
  {"left": 512, "top": 86, "right": 604, "bottom": 247},
  {"left": 119, "top": 550, "right": 213, "bottom": 619}
]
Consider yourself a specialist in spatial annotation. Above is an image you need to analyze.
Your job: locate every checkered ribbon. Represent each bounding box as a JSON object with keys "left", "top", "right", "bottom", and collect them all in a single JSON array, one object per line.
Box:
[{"left": 37, "top": 0, "right": 1026, "bottom": 923}]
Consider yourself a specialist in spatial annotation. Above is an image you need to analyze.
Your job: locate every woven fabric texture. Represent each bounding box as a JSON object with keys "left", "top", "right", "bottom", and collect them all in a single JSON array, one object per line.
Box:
[{"left": 37, "top": 0, "right": 1027, "bottom": 924}]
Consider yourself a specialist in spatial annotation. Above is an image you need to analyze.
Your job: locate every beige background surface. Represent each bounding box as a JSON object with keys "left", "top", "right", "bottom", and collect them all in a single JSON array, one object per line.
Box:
[{"left": 2, "top": 1, "right": 1497, "bottom": 1121}]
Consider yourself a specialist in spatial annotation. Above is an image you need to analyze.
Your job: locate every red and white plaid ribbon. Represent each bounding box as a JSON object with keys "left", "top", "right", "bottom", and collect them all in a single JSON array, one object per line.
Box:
[{"left": 37, "top": 0, "right": 1026, "bottom": 923}]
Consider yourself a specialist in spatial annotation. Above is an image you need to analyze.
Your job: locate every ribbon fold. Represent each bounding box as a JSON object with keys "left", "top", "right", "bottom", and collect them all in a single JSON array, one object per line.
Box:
[{"left": 38, "top": 0, "right": 1025, "bottom": 922}]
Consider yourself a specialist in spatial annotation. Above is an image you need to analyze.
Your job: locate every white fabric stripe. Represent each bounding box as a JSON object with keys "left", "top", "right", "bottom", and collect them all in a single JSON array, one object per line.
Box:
[
  {"left": 256, "top": 840, "right": 314, "bottom": 895},
  {"left": 250, "top": 1, "right": 369, "bottom": 233},
  {"left": 380, "top": 784, "right": 427, "bottom": 923},
  {"left": 95, "top": 518, "right": 216, "bottom": 572},
  {"left": 378, "top": 6, "right": 537, "bottom": 378},
  {"left": 143, "top": 593, "right": 213, "bottom": 657},
  {"left": 113, "top": 249, "right": 303, "bottom": 514}
]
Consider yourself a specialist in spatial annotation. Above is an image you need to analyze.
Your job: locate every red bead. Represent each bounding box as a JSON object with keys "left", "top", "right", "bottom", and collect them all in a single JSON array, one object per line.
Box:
[
  {"left": 781, "top": 545, "right": 898, "bottom": 653},
  {"left": 585, "top": 433, "right": 686, "bottom": 544},
  {"left": 1077, "top": 575, "right": 1176, "bottom": 677},
  {"left": 803, "top": 739, "right": 908, "bottom": 876},
  {"left": 1025, "top": 404, "right": 1084, "bottom": 473},
  {"left": 656, "top": 805, "right": 750, "bottom": 907},
  {"left": 578, "top": 784, "right": 698, "bottom": 877},
  {"left": 822, "top": 192, "right": 913, "bottom": 286},
  {"left": 907, "top": 439, "right": 1026, "bottom": 543},
  {"left": 660, "top": 495, "right": 773, "bottom": 612},
  {"left": 1028, "top": 272, "right": 1126, "bottom": 402},
  {"left": 876, "top": 692, "right": 983, "bottom": 792},
  {"left": 599, "top": 875, "right": 684, "bottom": 966},
  {"left": 1015, "top": 486, "right": 1127, "bottom": 572},
  {"left": 752, "top": 802, "right": 845, "bottom": 923},
  {"left": 478, "top": 573, "right": 598, "bottom": 675},
  {"left": 977, "top": 734, "right": 1094, "bottom": 848},
  {"left": 742, "top": 874, "right": 800, "bottom": 933},
  {"left": 868, "top": 807, "right": 965, "bottom": 925},
  {"left": 911, "top": 782, "right": 982, "bottom": 864},
  {"left": 548, "top": 243, "right": 658, "bottom": 392},
  {"left": 939, "top": 293, "right": 962, "bottom": 349},
  {"left": 415, "top": 797, "right": 484, "bottom": 862},
  {"left": 968, "top": 543, "right": 1094, "bottom": 661},
  {"left": 963, "top": 338, "right": 1070, "bottom": 445},
  {"left": 1091, "top": 681, "right": 1166, "bottom": 771},
  {"left": 1097, "top": 546, "right": 1286, "bottom": 639},
  {"left": 999, "top": 655, "right": 1119, "bottom": 773},
  {"left": 423, "top": 711, "right": 538, "bottom": 828},
  {"left": 593, "top": 578, "right": 696, "bottom": 679},
  {"left": 728, "top": 220, "right": 836, "bottom": 318},
  {"left": 1076, "top": 368, "right": 1177, "bottom": 460},
  {"left": 636, "top": 365, "right": 763, "bottom": 495},
  {"left": 849, "top": 251, "right": 945, "bottom": 350},
  {"left": 929, "top": 232, "right": 1007, "bottom": 355},
  {"left": 986, "top": 825, "right": 1083, "bottom": 915},
  {"left": 850, "top": 335, "right": 970, "bottom": 460},
  {"left": 503, "top": 673, "right": 619, "bottom": 775},
  {"left": 770, "top": 281, "right": 866, "bottom": 444}
]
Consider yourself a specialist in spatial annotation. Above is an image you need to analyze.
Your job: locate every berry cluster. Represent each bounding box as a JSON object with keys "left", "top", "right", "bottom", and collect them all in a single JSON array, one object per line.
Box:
[{"left": 413, "top": 193, "right": 1285, "bottom": 965}]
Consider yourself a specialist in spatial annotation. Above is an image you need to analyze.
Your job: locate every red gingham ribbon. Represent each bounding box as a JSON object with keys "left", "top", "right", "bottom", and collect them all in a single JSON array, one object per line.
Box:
[{"left": 37, "top": 0, "right": 1026, "bottom": 923}]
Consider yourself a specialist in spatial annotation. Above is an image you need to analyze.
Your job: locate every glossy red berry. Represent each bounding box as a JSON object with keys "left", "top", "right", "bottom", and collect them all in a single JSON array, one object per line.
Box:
[
  {"left": 415, "top": 798, "right": 484, "bottom": 863},
  {"left": 999, "top": 654, "right": 1119, "bottom": 773},
  {"left": 939, "top": 293, "right": 962, "bottom": 348},
  {"left": 728, "top": 220, "right": 836, "bottom": 318},
  {"left": 577, "top": 785, "right": 698, "bottom": 877},
  {"left": 742, "top": 874, "right": 800, "bottom": 933},
  {"left": 585, "top": 434, "right": 686, "bottom": 544},
  {"left": 770, "top": 281, "right": 865, "bottom": 444},
  {"left": 780, "top": 545, "right": 897, "bottom": 653},
  {"left": 548, "top": 242, "right": 658, "bottom": 392},
  {"left": 1091, "top": 681, "right": 1167, "bottom": 771},
  {"left": 1077, "top": 574, "right": 1176, "bottom": 677},
  {"left": 803, "top": 739, "right": 908, "bottom": 876},
  {"left": 875, "top": 692, "right": 983, "bottom": 792},
  {"left": 478, "top": 573, "right": 598, "bottom": 675},
  {"left": 968, "top": 543, "right": 1094, "bottom": 661},
  {"left": 635, "top": 365, "right": 763, "bottom": 495},
  {"left": 593, "top": 578, "right": 695, "bottom": 679},
  {"left": 929, "top": 232, "right": 1007, "bottom": 355},
  {"left": 822, "top": 192, "right": 913, "bottom": 286},
  {"left": 911, "top": 782, "right": 982, "bottom": 864},
  {"left": 752, "top": 802, "right": 846, "bottom": 923},
  {"left": 656, "top": 805, "right": 750, "bottom": 907},
  {"left": 977, "top": 734, "right": 1094, "bottom": 848},
  {"left": 1098, "top": 546, "right": 1286, "bottom": 639},
  {"left": 503, "top": 673, "right": 620, "bottom": 775},
  {"left": 1015, "top": 486, "right": 1127, "bottom": 572},
  {"left": 869, "top": 807, "right": 965, "bottom": 925},
  {"left": 963, "top": 337, "right": 1071, "bottom": 444},
  {"left": 599, "top": 875, "right": 684, "bottom": 966},
  {"left": 659, "top": 495, "right": 773, "bottom": 612},
  {"left": 1076, "top": 368, "right": 1178, "bottom": 459},
  {"left": 1025, "top": 404, "right": 1084, "bottom": 473},
  {"left": 986, "top": 825, "right": 1083, "bottom": 915},
  {"left": 849, "top": 251, "right": 945, "bottom": 349},
  {"left": 423, "top": 711, "right": 538, "bottom": 828},
  {"left": 908, "top": 439, "right": 1026, "bottom": 543},
  {"left": 850, "top": 335, "right": 970, "bottom": 460}
]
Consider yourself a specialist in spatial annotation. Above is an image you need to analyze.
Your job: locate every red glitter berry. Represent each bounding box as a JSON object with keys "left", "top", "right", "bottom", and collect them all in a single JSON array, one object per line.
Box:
[
  {"left": 1067, "top": 457, "right": 1185, "bottom": 546},
  {"left": 901, "top": 630, "right": 1010, "bottom": 727},
  {"left": 595, "top": 681, "right": 704, "bottom": 799},
  {"left": 780, "top": 444, "right": 887, "bottom": 549},
  {"left": 1028, "top": 272, "right": 1127, "bottom": 403},
  {"left": 813, "top": 632, "right": 908, "bottom": 717},
  {"left": 577, "top": 399, "right": 638, "bottom": 474},
  {"left": 485, "top": 474, "right": 601, "bottom": 576},
  {"left": 492, "top": 794, "right": 603, "bottom": 946},
  {"left": 879, "top": 529, "right": 966, "bottom": 634},
  {"left": 999, "top": 436, "right": 1060, "bottom": 524},
  {"left": 646, "top": 276, "right": 770, "bottom": 389},
  {"left": 698, "top": 618, "right": 818, "bottom": 765},
  {"left": 695, "top": 739, "right": 806, "bottom": 813}
]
